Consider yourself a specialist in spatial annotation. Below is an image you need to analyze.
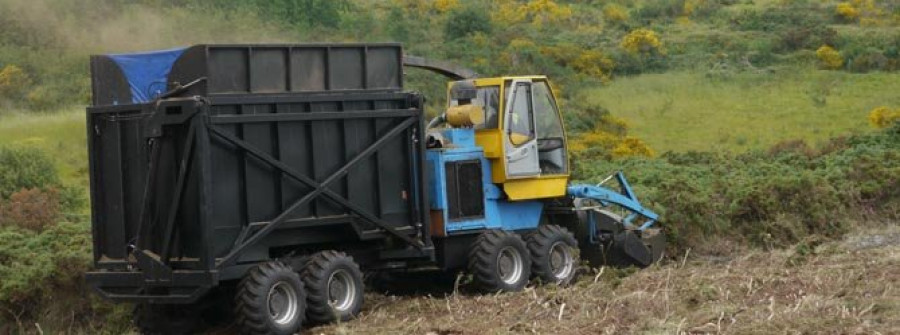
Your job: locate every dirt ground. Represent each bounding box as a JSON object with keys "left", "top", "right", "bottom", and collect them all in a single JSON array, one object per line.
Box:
[{"left": 295, "top": 228, "right": 899, "bottom": 335}]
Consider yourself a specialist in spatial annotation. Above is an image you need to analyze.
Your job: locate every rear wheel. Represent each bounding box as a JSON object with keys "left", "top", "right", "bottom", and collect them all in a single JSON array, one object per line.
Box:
[
  {"left": 234, "top": 261, "right": 306, "bottom": 335},
  {"left": 468, "top": 230, "right": 531, "bottom": 292},
  {"left": 300, "top": 250, "right": 365, "bottom": 323},
  {"left": 527, "top": 225, "right": 579, "bottom": 286}
]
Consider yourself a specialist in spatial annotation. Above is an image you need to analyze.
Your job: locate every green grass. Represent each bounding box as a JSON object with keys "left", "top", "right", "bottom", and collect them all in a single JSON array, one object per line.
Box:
[
  {"left": 0, "top": 109, "right": 87, "bottom": 189},
  {"left": 585, "top": 68, "right": 900, "bottom": 153}
]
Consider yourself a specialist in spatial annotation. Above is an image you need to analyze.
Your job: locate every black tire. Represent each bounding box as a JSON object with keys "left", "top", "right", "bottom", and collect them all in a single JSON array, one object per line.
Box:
[
  {"left": 468, "top": 230, "right": 531, "bottom": 292},
  {"left": 133, "top": 304, "right": 200, "bottom": 335},
  {"left": 300, "top": 250, "right": 365, "bottom": 323},
  {"left": 527, "top": 225, "right": 580, "bottom": 286},
  {"left": 234, "top": 261, "right": 306, "bottom": 335}
]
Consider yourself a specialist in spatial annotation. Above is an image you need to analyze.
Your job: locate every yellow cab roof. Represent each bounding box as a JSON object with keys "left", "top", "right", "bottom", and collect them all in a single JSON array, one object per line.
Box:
[{"left": 470, "top": 75, "right": 548, "bottom": 87}]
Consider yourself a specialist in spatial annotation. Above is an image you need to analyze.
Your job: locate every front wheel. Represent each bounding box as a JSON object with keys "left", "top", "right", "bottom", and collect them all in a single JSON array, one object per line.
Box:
[
  {"left": 234, "top": 261, "right": 306, "bottom": 335},
  {"left": 468, "top": 230, "right": 532, "bottom": 292}
]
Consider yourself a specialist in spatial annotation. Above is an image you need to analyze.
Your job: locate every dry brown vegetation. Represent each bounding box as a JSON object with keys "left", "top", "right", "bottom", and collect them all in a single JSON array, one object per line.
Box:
[{"left": 303, "top": 226, "right": 899, "bottom": 335}]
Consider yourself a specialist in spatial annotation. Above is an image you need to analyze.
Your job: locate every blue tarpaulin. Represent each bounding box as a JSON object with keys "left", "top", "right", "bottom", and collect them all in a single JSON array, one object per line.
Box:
[{"left": 108, "top": 47, "right": 187, "bottom": 104}]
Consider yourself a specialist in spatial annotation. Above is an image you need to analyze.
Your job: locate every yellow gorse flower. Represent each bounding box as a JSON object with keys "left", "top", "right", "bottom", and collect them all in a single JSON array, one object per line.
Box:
[
  {"left": 816, "top": 45, "right": 844, "bottom": 70},
  {"left": 621, "top": 29, "right": 663, "bottom": 54}
]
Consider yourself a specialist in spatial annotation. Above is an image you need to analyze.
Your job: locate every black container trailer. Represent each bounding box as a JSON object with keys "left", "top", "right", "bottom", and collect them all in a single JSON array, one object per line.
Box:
[{"left": 86, "top": 45, "right": 435, "bottom": 330}]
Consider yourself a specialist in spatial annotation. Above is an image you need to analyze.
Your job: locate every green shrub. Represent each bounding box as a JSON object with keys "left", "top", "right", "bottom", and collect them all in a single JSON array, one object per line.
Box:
[
  {"left": 0, "top": 147, "right": 60, "bottom": 199},
  {"left": 779, "top": 25, "right": 837, "bottom": 52},
  {"left": 444, "top": 4, "right": 493, "bottom": 40},
  {"left": 577, "top": 125, "right": 900, "bottom": 252},
  {"left": 846, "top": 48, "right": 890, "bottom": 72},
  {"left": 0, "top": 221, "right": 103, "bottom": 325},
  {"left": 610, "top": 48, "right": 669, "bottom": 75},
  {"left": 0, "top": 64, "right": 32, "bottom": 101},
  {"left": 634, "top": 0, "right": 685, "bottom": 23},
  {"left": 253, "top": 0, "right": 349, "bottom": 29}
]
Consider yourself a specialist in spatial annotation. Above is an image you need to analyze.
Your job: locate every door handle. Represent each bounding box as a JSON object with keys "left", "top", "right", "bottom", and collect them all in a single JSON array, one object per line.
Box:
[{"left": 507, "top": 146, "right": 529, "bottom": 162}]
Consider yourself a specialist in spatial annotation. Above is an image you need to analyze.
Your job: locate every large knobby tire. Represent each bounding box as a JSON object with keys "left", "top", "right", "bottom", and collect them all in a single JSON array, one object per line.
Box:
[
  {"left": 133, "top": 304, "right": 201, "bottom": 335},
  {"left": 300, "top": 250, "right": 365, "bottom": 323},
  {"left": 527, "top": 225, "right": 580, "bottom": 286},
  {"left": 234, "top": 261, "right": 307, "bottom": 335},
  {"left": 468, "top": 230, "right": 532, "bottom": 293}
]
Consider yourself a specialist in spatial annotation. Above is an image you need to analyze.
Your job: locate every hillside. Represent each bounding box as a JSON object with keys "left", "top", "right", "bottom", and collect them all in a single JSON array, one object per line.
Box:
[
  {"left": 586, "top": 69, "right": 900, "bottom": 152},
  {"left": 0, "top": 0, "right": 898, "bottom": 334}
]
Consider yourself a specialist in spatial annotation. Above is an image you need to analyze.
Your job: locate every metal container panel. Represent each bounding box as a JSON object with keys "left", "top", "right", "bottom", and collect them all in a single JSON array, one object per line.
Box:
[
  {"left": 87, "top": 93, "right": 426, "bottom": 270},
  {"left": 169, "top": 44, "right": 403, "bottom": 96},
  {"left": 90, "top": 44, "right": 404, "bottom": 106}
]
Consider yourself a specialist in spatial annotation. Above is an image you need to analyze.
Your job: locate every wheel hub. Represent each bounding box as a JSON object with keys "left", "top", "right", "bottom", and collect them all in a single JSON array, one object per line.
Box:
[
  {"left": 497, "top": 246, "right": 524, "bottom": 285},
  {"left": 548, "top": 241, "right": 574, "bottom": 281},
  {"left": 267, "top": 281, "right": 299, "bottom": 325},
  {"left": 327, "top": 269, "right": 357, "bottom": 312}
]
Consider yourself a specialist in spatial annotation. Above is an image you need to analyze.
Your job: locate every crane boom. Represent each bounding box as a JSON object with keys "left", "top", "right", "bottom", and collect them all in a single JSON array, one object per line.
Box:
[{"left": 403, "top": 55, "right": 479, "bottom": 80}]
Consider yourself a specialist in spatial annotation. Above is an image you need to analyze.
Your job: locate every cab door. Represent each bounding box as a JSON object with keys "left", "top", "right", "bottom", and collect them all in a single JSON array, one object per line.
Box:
[{"left": 503, "top": 79, "right": 541, "bottom": 178}]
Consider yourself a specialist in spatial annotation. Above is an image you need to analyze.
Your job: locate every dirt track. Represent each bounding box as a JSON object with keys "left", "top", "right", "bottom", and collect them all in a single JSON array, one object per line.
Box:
[
  {"left": 191, "top": 226, "right": 900, "bottom": 335},
  {"left": 296, "top": 227, "right": 899, "bottom": 335}
]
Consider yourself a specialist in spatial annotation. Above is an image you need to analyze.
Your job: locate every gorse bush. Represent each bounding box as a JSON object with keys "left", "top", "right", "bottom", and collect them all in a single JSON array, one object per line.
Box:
[
  {"left": 836, "top": 2, "right": 862, "bottom": 22},
  {"left": 816, "top": 45, "right": 845, "bottom": 69},
  {"left": 565, "top": 100, "right": 656, "bottom": 169},
  {"left": 612, "top": 137, "right": 656, "bottom": 158},
  {"left": 632, "top": 0, "right": 723, "bottom": 24},
  {"left": 0, "top": 188, "right": 61, "bottom": 231},
  {"left": 868, "top": 106, "right": 900, "bottom": 128},
  {"left": 0, "top": 64, "right": 31, "bottom": 101},
  {"left": 0, "top": 221, "right": 130, "bottom": 332},
  {"left": 621, "top": 29, "right": 663, "bottom": 54},
  {"left": 614, "top": 28, "right": 668, "bottom": 74},
  {"left": 577, "top": 124, "right": 900, "bottom": 253},
  {"left": 0, "top": 146, "right": 60, "bottom": 199},
  {"left": 0, "top": 146, "right": 83, "bottom": 220},
  {"left": 0, "top": 144, "right": 99, "bottom": 330},
  {"left": 433, "top": 0, "right": 460, "bottom": 13},
  {"left": 603, "top": 4, "right": 629, "bottom": 25},
  {"left": 835, "top": 0, "right": 895, "bottom": 26}
]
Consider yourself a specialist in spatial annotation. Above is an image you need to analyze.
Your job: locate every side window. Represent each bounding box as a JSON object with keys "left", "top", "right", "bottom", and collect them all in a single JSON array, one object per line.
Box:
[
  {"left": 507, "top": 83, "right": 534, "bottom": 146},
  {"left": 532, "top": 81, "right": 568, "bottom": 175},
  {"left": 533, "top": 81, "right": 564, "bottom": 139},
  {"left": 475, "top": 86, "right": 500, "bottom": 129}
]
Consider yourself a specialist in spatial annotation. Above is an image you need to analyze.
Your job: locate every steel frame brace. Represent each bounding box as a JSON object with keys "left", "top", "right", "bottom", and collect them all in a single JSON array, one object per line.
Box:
[{"left": 210, "top": 116, "right": 424, "bottom": 269}]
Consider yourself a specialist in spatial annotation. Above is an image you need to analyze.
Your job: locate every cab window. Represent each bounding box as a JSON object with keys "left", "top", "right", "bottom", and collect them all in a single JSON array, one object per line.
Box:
[
  {"left": 507, "top": 82, "right": 535, "bottom": 146},
  {"left": 533, "top": 81, "right": 564, "bottom": 139},
  {"left": 532, "top": 81, "right": 568, "bottom": 174},
  {"left": 449, "top": 85, "right": 500, "bottom": 129},
  {"left": 475, "top": 86, "right": 500, "bottom": 129}
]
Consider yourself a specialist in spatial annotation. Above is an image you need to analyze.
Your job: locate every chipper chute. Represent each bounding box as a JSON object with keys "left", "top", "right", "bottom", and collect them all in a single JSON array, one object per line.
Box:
[{"left": 567, "top": 172, "right": 665, "bottom": 268}]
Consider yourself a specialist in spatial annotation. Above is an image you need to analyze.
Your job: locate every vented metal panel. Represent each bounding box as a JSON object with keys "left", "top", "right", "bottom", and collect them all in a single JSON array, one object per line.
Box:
[{"left": 445, "top": 160, "right": 484, "bottom": 221}]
